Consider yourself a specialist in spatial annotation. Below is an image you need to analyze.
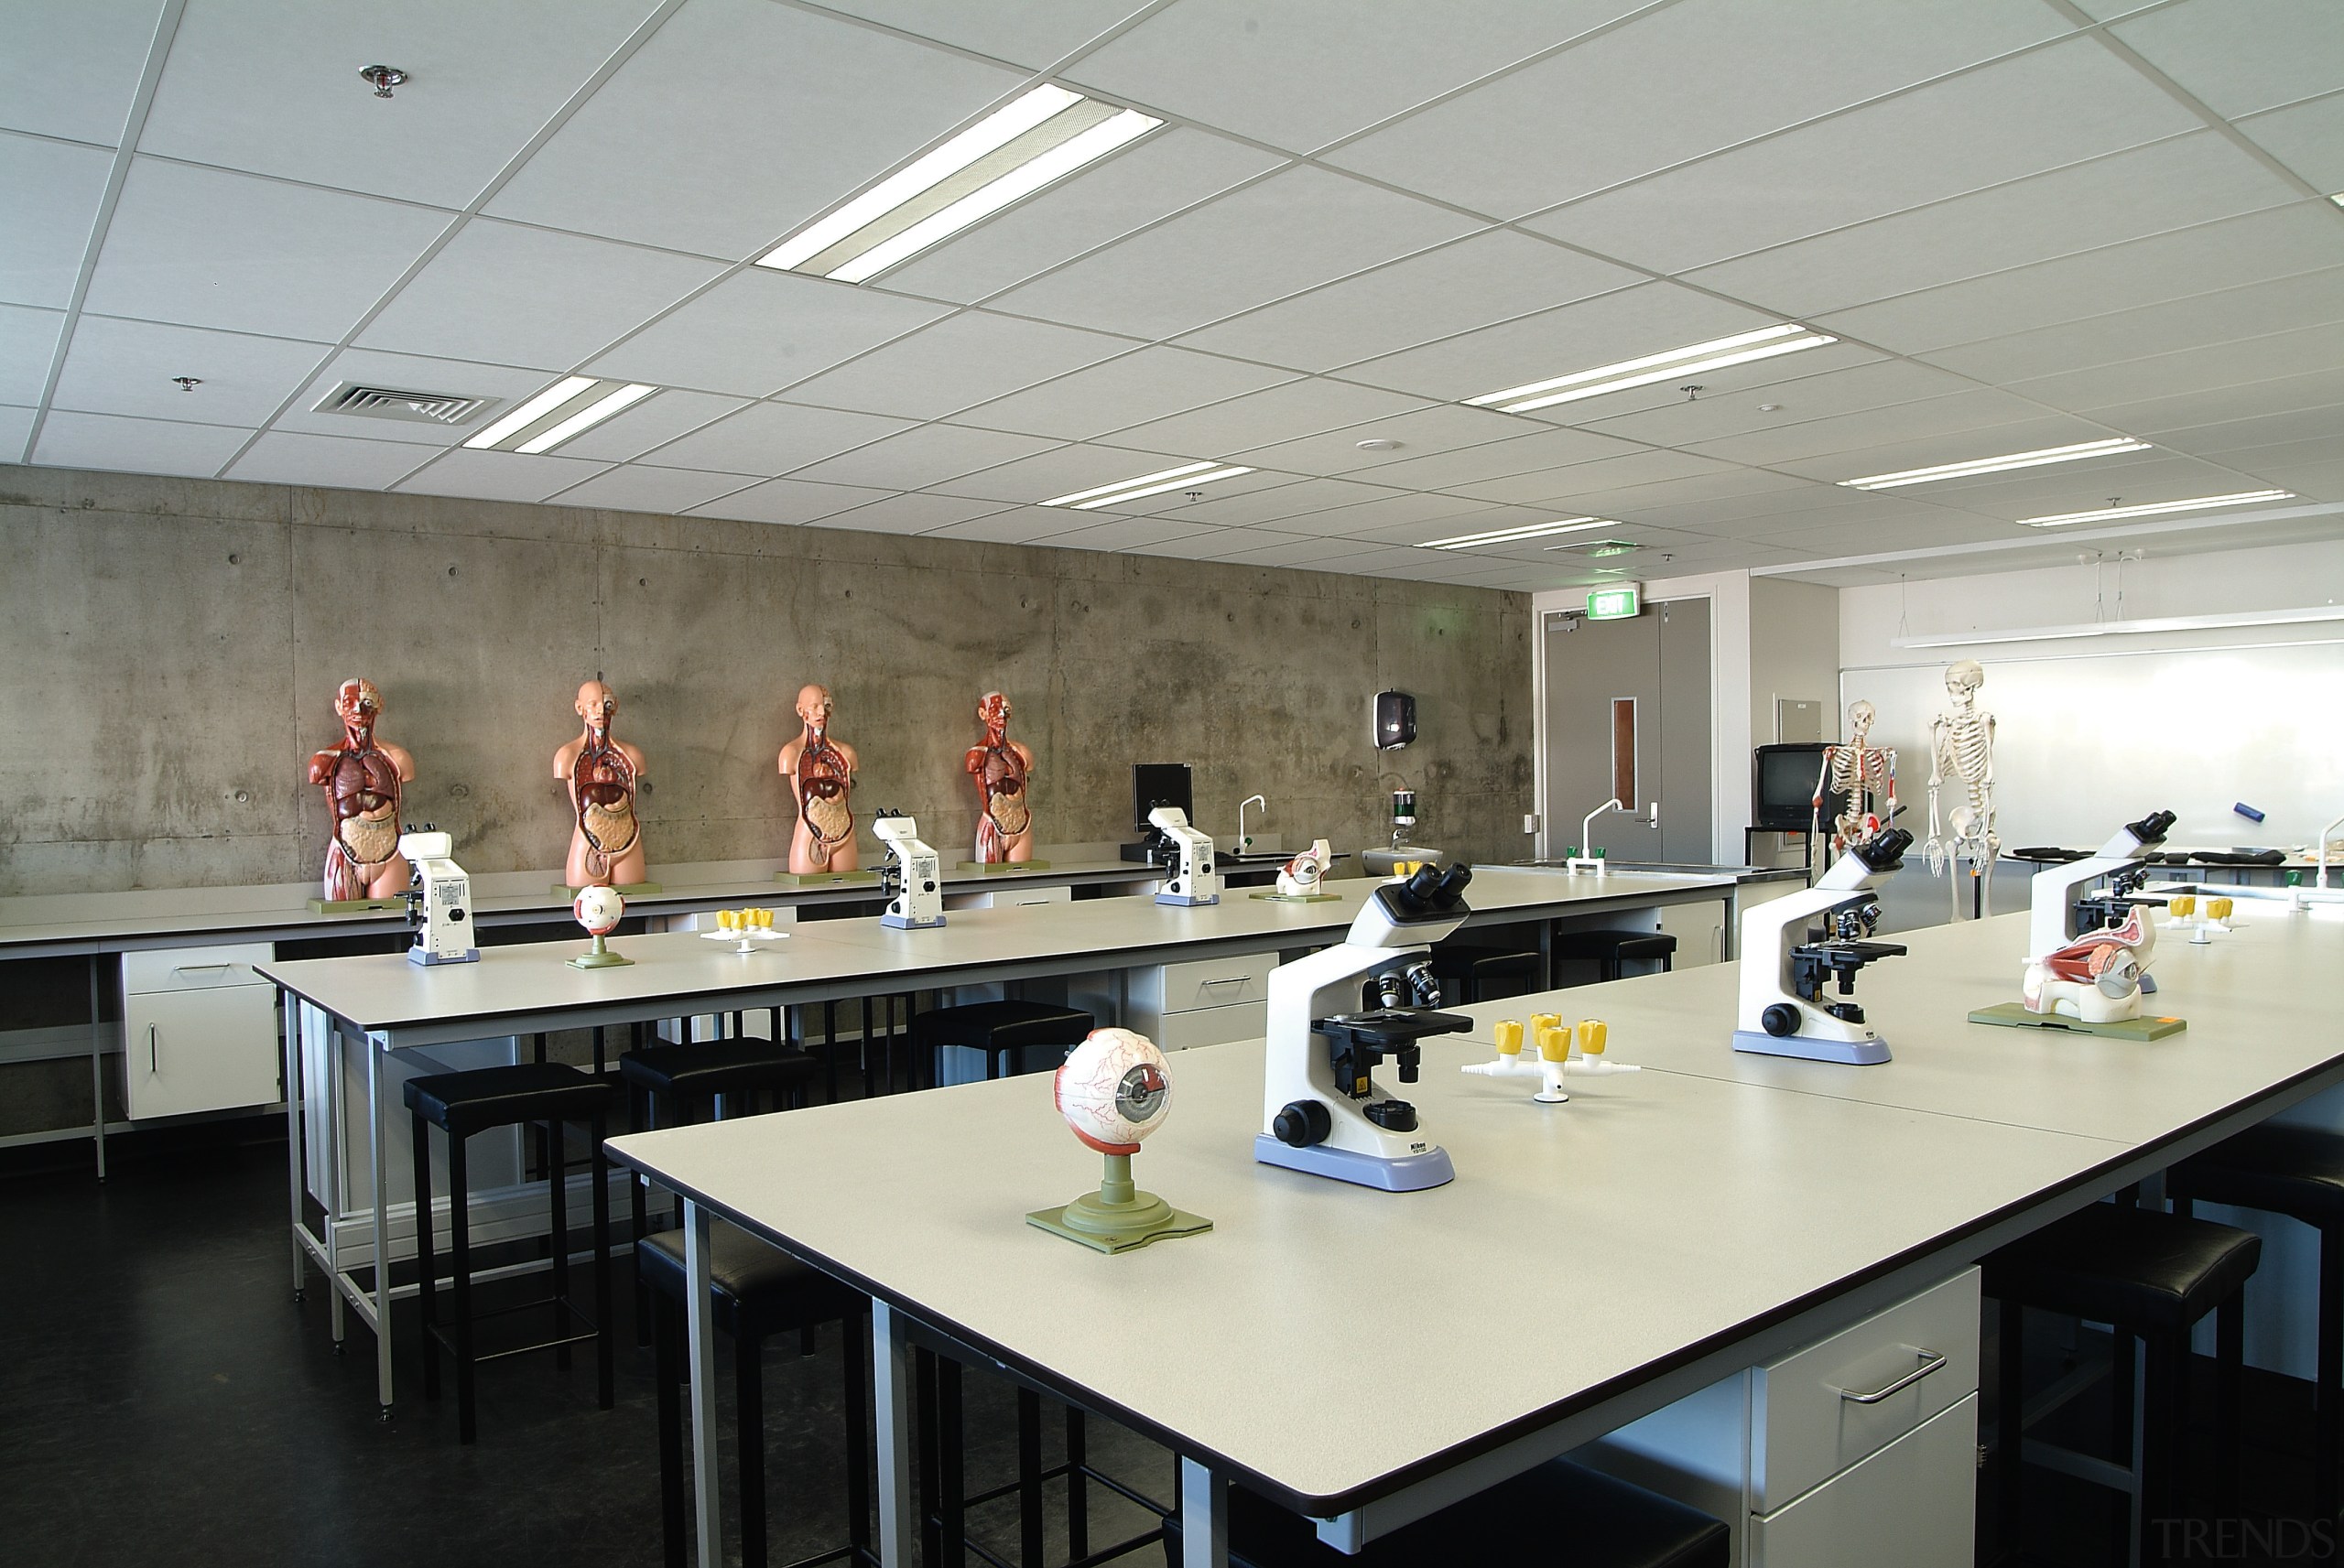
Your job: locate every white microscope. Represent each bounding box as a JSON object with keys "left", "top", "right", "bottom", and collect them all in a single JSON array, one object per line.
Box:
[
  {"left": 2026, "top": 810, "right": 2176, "bottom": 972},
  {"left": 1149, "top": 806, "right": 1220, "bottom": 907},
  {"left": 1255, "top": 862, "right": 1475, "bottom": 1192},
  {"left": 872, "top": 811, "right": 946, "bottom": 930},
  {"left": 1733, "top": 828, "right": 1913, "bottom": 1064},
  {"left": 398, "top": 828, "right": 478, "bottom": 966}
]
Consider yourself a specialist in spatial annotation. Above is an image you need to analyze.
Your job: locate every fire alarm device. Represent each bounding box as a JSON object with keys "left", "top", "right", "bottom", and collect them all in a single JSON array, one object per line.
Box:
[{"left": 1374, "top": 690, "right": 1416, "bottom": 751}]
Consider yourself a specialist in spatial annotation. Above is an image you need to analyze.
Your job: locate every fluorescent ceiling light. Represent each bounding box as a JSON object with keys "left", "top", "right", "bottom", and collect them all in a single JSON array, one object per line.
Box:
[
  {"left": 758, "top": 84, "right": 1162, "bottom": 283},
  {"left": 1068, "top": 466, "right": 1253, "bottom": 510},
  {"left": 1421, "top": 516, "right": 1608, "bottom": 550},
  {"left": 2018, "top": 490, "right": 2294, "bottom": 527},
  {"left": 1465, "top": 325, "right": 1836, "bottom": 413},
  {"left": 1040, "top": 462, "right": 1217, "bottom": 508},
  {"left": 462, "top": 377, "right": 658, "bottom": 454},
  {"left": 1840, "top": 437, "right": 2151, "bottom": 490},
  {"left": 1891, "top": 604, "right": 2344, "bottom": 649}
]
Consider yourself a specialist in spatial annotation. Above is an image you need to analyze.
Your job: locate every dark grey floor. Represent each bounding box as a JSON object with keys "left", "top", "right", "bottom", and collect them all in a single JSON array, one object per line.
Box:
[{"left": 0, "top": 1134, "right": 1171, "bottom": 1568}]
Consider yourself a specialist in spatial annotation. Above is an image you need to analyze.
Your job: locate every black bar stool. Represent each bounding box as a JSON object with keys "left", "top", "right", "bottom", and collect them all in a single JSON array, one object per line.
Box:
[
  {"left": 404, "top": 1061, "right": 617, "bottom": 1444},
  {"left": 1159, "top": 1458, "right": 1727, "bottom": 1567},
  {"left": 909, "top": 1000, "right": 1094, "bottom": 1082},
  {"left": 1985, "top": 1202, "right": 2261, "bottom": 1560},
  {"left": 1427, "top": 940, "right": 1545, "bottom": 1004},
  {"left": 638, "top": 1222, "right": 874, "bottom": 1568},
  {"left": 1552, "top": 928, "right": 1678, "bottom": 982},
  {"left": 2171, "top": 1123, "right": 2344, "bottom": 1520}
]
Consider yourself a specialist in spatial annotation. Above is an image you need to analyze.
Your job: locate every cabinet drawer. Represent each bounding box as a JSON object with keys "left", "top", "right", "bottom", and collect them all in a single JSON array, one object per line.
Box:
[
  {"left": 1155, "top": 1001, "right": 1266, "bottom": 1051},
  {"left": 122, "top": 943, "right": 275, "bottom": 996},
  {"left": 125, "top": 982, "right": 283, "bottom": 1120},
  {"left": 1753, "top": 1267, "right": 1979, "bottom": 1511},
  {"left": 1749, "top": 1393, "right": 1977, "bottom": 1568},
  {"left": 1151, "top": 952, "right": 1276, "bottom": 1014}
]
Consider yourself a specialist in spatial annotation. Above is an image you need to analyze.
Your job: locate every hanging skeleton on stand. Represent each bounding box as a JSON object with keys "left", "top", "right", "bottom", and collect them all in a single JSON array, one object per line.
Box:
[
  {"left": 1925, "top": 659, "right": 1999, "bottom": 919},
  {"left": 1810, "top": 699, "right": 1896, "bottom": 860}
]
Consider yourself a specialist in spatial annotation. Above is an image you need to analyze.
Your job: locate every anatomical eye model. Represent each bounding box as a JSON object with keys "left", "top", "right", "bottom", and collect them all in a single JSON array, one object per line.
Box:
[
  {"left": 779, "top": 683, "right": 859, "bottom": 874},
  {"left": 965, "top": 689, "right": 1036, "bottom": 864},
  {"left": 307, "top": 677, "right": 418, "bottom": 903},
  {"left": 554, "top": 679, "right": 649, "bottom": 890}
]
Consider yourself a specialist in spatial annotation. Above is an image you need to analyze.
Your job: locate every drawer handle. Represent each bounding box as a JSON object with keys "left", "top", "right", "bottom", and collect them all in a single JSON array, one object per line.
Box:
[
  {"left": 1837, "top": 1347, "right": 1947, "bottom": 1405},
  {"left": 174, "top": 964, "right": 234, "bottom": 974},
  {"left": 1199, "top": 977, "right": 1253, "bottom": 989},
  {"left": 148, "top": 1023, "right": 158, "bottom": 1076}
]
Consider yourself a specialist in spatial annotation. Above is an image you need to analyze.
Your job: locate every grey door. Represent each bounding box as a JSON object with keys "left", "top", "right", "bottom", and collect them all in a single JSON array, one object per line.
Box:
[{"left": 1541, "top": 598, "right": 1712, "bottom": 864}]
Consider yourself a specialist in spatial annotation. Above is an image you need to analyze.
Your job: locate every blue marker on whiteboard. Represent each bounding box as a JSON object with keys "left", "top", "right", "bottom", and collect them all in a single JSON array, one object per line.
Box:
[{"left": 2234, "top": 802, "right": 2266, "bottom": 823}]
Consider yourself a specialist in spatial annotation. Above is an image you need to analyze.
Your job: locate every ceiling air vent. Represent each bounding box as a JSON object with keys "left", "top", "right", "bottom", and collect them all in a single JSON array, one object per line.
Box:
[
  {"left": 316, "top": 384, "right": 494, "bottom": 427},
  {"left": 1543, "top": 538, "right": 1642, "bottom": 557}
]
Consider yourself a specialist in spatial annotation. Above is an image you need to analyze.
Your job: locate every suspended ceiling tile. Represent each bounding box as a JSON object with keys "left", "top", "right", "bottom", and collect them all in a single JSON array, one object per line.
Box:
[
  {"left": 585, "top": 269, "right": 949, "bottom": 397},
  {"left": 2229, "top": 456, "right": 2344, "bottom": 502},
  {"left": 989, "top": 166, "right": 1479, "bottom": 341},
  {"left": 2006, "top": 319, "right": 2344, "bottom": 414},
  {"left": 393, "top": 447, "right": 611, "bottom": 503},
  {"left": 0, "top": 134, "right": 114, "bottom": 309},
  {"left": 686, "top": 475, "right": 891, "bottom": 524},
  {"left": 1685, "top": 132, "right": 2301, "bottom": 322},
  {"left": 1119, "top": 525, "right": 1254, "bottom": 559},
  {"left": 81, "top": 157, "right": 452, "bottom": 341},
  {"left": 1918, "top": 267, "right": 2344, "bottom": 384},
  {"left": 1339, "top": 280, "right": 1783, "bottom": 402},
  {"left": 775, "top": 311, "right": 1136, "bottom": 420},
  {"left": 1174, "top": 231, "right": 1643, "bottom": 374},
  {"left": 807, "top": 491, "right": 1011, "bottom": 534},
  {"left": 878, "top": 129, "right": 1286, "bottom": 306},
  {"left": 1579, "top": 466, "right": 1828, "bottom": 514},
  {"left": 922, "top": 440, "right": 1196, "bottom": 505},
  {"left": 1030, "top": 514, "right": 1228, "bottom": 553},
  {"left": 1102, "top": 377, "right": 1429, "bottom": 457},
  {"left": 137, "top": 0, "right": 668, "bottom": 208},
  {"left": 1581, "top": 360, "right": 1973, "bottom": 449},
  {"left": 2060, "top": 365, "right": 2344, "bottom": 435},
  {"left": 1753, "top": 513, "right": 2022, "bottom": 556},
  {"left": 0, "top": 404, "right": 34, "bottom": 462},
  {"left": 801, "top": 0, "right": 1155, "bottom": 69},
  {"left": 1324, "top": 0, "right": 2065, "bottom": 217},
  {"left": 0, "top": 0, "right": 158, "bottom": 144},
  {"left": 50, "top": 316, "right": 331, "bottom": 426},
  {"left": 222, "top": 430, "right": 441, "bottom": 490},
  {"left": 2111, "top": 0, "right": 2344, "bottom": 119},
  {"left": 355, "top": 220, "right": 723, "bottom": 372},
  {"left": 543, "top": 463, "right": 764, "bottom": 516},
  {"left": 1230, "top": 403, "right": 1528, "bottom": 476},
  {"left": 483, "top": 0, "right": 1025, "bottom": 258},
  {"left": 1148, "top": 475, "right": 1416, "bottom": 529},
  {"left": 1065, "top": 0, "right": 1633, "bottom": 153},
  {"left": 1071, "top": 463, "right": 1297, "bottom": 516},
  {"left": 917, "top": 507, "right": 1080, "bottom": 545},
  {"left": 0, "top": 306, "right": 65, "bottom": 405},
  {"left": 2151, "top": 402, "right": 2344, "bottom": 458},
  {"left": 268, "top": 349, "right": 557, "bottom": 447},
  {"left": 784, "top": 422, "right": 1059, "bottom": 490},
  {"left": 31, "top": 409, "right": 252, "bottom": 476},
  {"left": 1261, "top": 492, "right": 1491, "bottom": 538},
  {"left": 635, "top": 400, "right": 912, "bottom": 477},
  {"left": 1942, "top": 456, "right": 2304, "bottom": 522},
  {"left": 553, "top": 388, "right": 749, "bottom": 462},
  {"left": 954, "top": 345, "right": 1288, "bottom": 441},
  {"left": 1537, "top": 39, "right": 2199, "bottom": 275},
  {"left": 1501, "top": 341, "right": 1889, "bottom": 431},
  {"left": 1765, "top": 413, "right": 2133, "bottom": 484},
  {"left": 2234, "top": 92, "right": 2344, "bottom": 192},
  {"left": 1449, "top": 448, "right": 1739, "bottom": 506},
  {"left": 1687, "top": 388, "right": 2058, "bottom": 467},
  {"left": 1617, "top": 480, "right": 1900, "bottom": 532},
  {"left": 1356, "top": 426, "right": 1646, "bottom": 492}
]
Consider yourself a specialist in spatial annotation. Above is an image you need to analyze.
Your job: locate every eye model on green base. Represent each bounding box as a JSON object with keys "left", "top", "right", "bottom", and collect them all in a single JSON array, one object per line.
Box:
[{"left": 1026, "top": 1028, "right": 1210, "bottom": 1255}]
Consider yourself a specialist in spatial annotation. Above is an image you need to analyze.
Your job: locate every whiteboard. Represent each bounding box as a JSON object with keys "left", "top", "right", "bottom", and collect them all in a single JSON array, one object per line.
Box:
[{"left": 1841, "top": 639, "right": 2344, "bottom": 852}]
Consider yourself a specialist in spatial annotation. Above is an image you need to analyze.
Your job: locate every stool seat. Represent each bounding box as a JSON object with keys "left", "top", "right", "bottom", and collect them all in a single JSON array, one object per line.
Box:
[
  {"left": 1983, "top": 1203, "right": 2262, "bottom": 1336},
  {"left": 1427, "top": 942, "right": 1541, "bottom": 979},
  {"left": 1162, "top": 1459, "right": 1726, "bottom": 1568},
  {"left": 620, "top": 1040, "right": 819, "bottom": 1099},
  {"left": 2174, "top": 1124, "right": 2344, "bottom": 1225},
  {"left": 403, "top": 1061, "right": 615, "bottom": 1136},
  {"left": 1554, "top": 929, "right": 1678, "bottom": 961},
  {"left": 637, "top": 1225, "right": 862, "bottom": 1341},
  {"left": 909, "top": 1000, "right": 1094, "bottom": 1052}
]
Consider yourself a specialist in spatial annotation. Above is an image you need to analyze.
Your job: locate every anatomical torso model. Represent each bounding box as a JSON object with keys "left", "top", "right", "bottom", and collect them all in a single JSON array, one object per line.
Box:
[
  {"left": 1812, "top": 699, "right": 1897, "bottom": 856},
  {"left": 779, "top": 684, "right": 858, "bottom": 873},
  {"left": 308, "top": 678, "right": 417, "bottom": 902},
  {"left": 554, "top": 680, "right": 648, "bottom": 889},
  {"left": 964, "top": 690, "right": 1036, "bottom": 864},
  {"left": 1925, "top": 659, "right": 1999, "bottom": 918}
]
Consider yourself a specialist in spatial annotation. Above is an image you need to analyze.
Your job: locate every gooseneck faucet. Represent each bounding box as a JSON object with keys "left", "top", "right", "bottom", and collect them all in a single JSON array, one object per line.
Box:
[{"left": 1237, "top": 794, "right": 1266, "bottom": 855}]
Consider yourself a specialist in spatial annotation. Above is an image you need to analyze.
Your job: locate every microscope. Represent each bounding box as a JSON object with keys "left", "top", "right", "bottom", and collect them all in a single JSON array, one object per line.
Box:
[
  {"left": 1732, "top": 829, "right": 1914, "bottom": 1065},
  {"left": 398, "top": 828, "right": 478, "bottom": 967},
  {"left": 2027, "top": 811, "right": 2176, "bottom": 973},
  {"left": 1149, "top": 806, "right": 1220, "bottom": 907},
  {"left": 1256, "top": 862, "right": 1474, "bottom": 1192},
  {"left": 872, "top": 811, "right": 946, "bottom": 930}
]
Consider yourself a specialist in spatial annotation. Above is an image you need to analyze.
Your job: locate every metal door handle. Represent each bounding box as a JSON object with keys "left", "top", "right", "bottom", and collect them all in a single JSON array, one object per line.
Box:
[
  {"left": 1837, "top": 1347, "right": 1947, "bottom": 1404},
  {"left": 148, "top": 1023, "right": 158, "bottom": 1075}
]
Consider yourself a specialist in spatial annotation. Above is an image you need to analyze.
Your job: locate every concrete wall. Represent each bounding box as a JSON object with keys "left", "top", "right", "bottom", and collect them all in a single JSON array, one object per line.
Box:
[{"left": 0, "top": 463, "right": 1534, "bottom": 897}]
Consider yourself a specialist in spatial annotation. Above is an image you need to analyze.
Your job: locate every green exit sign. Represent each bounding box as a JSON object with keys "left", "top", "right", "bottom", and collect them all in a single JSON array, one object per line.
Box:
[{"left": 1587, "top": 586, "right": 1641, "bottom": 620}]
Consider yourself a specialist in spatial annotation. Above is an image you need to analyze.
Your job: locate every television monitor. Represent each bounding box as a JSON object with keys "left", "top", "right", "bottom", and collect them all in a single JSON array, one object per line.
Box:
[
  {"left": 1132, "top": 762, "right": 1194, "bottom": 834},
  {"left": 1753, "top": 743, "right": 1835, "bottom": 832}
]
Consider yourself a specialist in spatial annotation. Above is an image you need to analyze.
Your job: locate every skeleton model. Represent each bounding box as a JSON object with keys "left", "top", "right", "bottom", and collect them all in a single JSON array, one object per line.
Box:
[
  {"left": 307, "top": 677, "right": 416, "bottom": 902},
  {"left": 964, "top": 690, "right": 1036, "bottom": 864},
  {"left": 554, "top": 680, "right": 647, "bottom": 889},
  {"left": 1811, "top": 699, "right": 1897, "bottom": 857},
  {"left": 1925, "top": 660, "right": 1999, "bottom": 918},
  {"left": 779, "top": 683, "right": 858, "bottom": 873}
]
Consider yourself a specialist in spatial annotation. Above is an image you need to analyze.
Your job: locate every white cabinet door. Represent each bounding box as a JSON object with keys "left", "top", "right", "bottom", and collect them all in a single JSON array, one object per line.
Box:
[
  {"left": 1748, "top": 1394, "right": 1978, "bottom": 1568},
  {"left": 124, "top": 982, "right": 281, "bottom": 1119}
]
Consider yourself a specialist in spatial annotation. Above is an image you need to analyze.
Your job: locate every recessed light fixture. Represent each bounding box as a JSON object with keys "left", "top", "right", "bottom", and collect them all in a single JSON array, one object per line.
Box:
[
  {"left": 2017, "top": 489, "right": 2295, "bottom": 527},
  {"left": 1354, "top": 438, "right": 1403, "bottom": 451},
  {"left": 757, "top": 84, "right": 1161, "bottom": 284},
  {"left": 1465, "top": 324, "right": 1837, "bottom": 413},
  {"left": 1040, "top": 461, "right": 1253, "bottom": 510},
  {"left": 1756, "top": 403, "right": 1783, "bottom": 412},
  {"left": 1421, "top": 516, "right": 1610, "bottom": 550},
  {"left": 1839, "top": 437, "right": 2153, "bottom": 490},
  {"left": 462, "top": 376, "right": 657, "bottom": 454}
]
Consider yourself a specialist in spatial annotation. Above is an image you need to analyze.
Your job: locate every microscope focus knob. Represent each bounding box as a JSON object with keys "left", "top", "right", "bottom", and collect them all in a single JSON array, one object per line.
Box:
[
  {"left": 1273, "top": 1099, "right": 1331, "bottom": 1149},
  {"left": 1761, "top": 1002, "right": 1801, "bottom": 1038}
]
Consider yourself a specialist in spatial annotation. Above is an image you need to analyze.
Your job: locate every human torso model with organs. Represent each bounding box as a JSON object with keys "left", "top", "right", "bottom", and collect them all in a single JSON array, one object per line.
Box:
[
  {"left": 965, "top": 690, "right": 1036, "bottom": 864},
  {"left": 779, "top": 684, "right": 859, "bottom": 873},
  {"left": 553, "top": 680, "right": 648, "bottom": 889},
  {"left": 307, "top": 678, "right": 416, "bottom": 902}
]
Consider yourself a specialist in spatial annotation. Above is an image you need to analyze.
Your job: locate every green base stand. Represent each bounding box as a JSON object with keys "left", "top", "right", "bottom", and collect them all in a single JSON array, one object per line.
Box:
[
  {"left": 1248, "top": 891, "right": 1340, "bottom": 903},
  {"left": 1968, "top": 1001, "right": 2187, "bottom": 1040},
  {"left": 773, "top": 869, "right": 880, "bottom": 888},
  {"left": 569, "top": 933, "right": 634, "bottom": 970},
  {"left": 1026, "top": 1152, "right": 1211, "bottom": 1255},
  {"left": 554, "top": 881, "right": 663, "bottom": 898},
  {"left": 958, "top": 860, "right": 1053, "bottom": 874},
  {"left": 309, "top": 896, "right": 407, "bottom": 914}
]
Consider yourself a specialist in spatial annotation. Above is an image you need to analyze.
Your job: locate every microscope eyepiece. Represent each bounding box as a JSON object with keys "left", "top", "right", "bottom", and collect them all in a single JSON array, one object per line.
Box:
[
  {"left": 2128, "top": 809, "right": 2177, "bottom": 845},
  {"left": 1434, "top": 861, "right": 1473, "bottom": 907},
  {"left": 1854, "top": 828, "right": 1914, "bottom": 871}
]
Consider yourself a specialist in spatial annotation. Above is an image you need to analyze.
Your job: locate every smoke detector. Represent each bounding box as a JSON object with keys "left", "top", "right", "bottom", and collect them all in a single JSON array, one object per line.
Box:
[{"left": 316, "top": 383, "right": 493, "bottom": 427}]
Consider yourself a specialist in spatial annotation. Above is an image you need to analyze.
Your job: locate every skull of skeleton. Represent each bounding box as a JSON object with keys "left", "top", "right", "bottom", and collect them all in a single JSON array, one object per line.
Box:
[
  {"left": 1847, "top": 699, "right": 1875, "bottom": 745},
  {"left": 1944, "top": 660, "right": 1984, "bottom": 705}
]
